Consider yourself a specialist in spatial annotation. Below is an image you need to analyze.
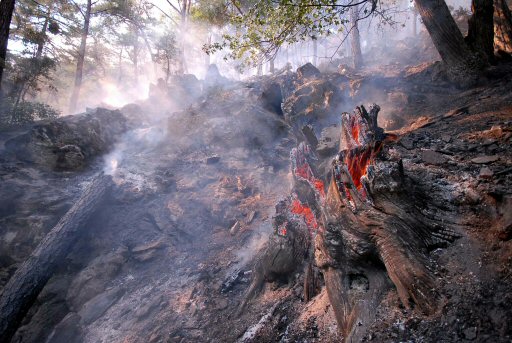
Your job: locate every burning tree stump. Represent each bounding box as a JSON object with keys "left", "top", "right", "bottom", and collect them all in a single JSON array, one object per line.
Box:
[
  {"left": 241, "top": 104, "right": 458, "bottom": 341},
  {"left": 316, "top": 105, "right": 458, "bottom": 341},
  {"left": 0, "top": 174, "right": 113, "bottom": 342}
]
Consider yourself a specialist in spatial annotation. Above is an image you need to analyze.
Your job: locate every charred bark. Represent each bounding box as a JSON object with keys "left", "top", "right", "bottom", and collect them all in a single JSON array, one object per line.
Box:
[
  {"left": 0, "top": 0, "right": 16, "bottom": 95},
  {"left": 494, "top": 0, "right": 512, "bottom": 54},
  {"left": 0, "top": 174, "right": 113, "bottom": 342},
  {"left": 466, "top": 0, "right": 495, "bottom": 62},
  {"left": 316, "top": 105, "right": 459, "bottom": 341},
  {"left": 413, "top": 0, "right": 486, "bottom": 85}
]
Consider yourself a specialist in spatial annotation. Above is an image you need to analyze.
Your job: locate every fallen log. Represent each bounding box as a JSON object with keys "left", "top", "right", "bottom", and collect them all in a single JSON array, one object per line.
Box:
[{"left": 0, "top": 174, "right": 113, "bottom": 343}]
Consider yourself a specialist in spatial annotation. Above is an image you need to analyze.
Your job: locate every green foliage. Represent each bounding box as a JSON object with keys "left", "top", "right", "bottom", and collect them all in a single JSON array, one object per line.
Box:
[
  {"left": 6, "top": 55, "right": 57, "bottom": 100},
  {"left": 205, "top": 0, "right": 382, "bottom": 68},
  {"left": 0, "top": 98, "right": 60, "bottom": 128},
  {"left": 190, "top": 0, "right": 230, "bottom": 27},
  {"left": 154, "top": 31, "right": 179, "bottom": 80}
]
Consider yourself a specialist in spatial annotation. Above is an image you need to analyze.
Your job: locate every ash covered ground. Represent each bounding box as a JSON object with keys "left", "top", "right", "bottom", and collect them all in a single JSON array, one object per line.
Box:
[{"left": 0, "top": 61, "right": 511, "bottom": 343}]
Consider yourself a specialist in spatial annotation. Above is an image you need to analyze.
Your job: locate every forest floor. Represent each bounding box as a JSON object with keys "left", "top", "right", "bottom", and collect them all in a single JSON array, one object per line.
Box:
[{"left": 0, "top": 61, "right": 511, "bottom": 343}]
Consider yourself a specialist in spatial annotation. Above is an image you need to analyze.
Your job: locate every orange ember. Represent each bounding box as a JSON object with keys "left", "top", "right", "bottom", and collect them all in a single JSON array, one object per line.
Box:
[
  {"left": 345, "top": 148, "right": 372, "bottom": 190},
  {"left": 291, "top": 199, "right": 318, "bottom": 230},
  {"left": 295, "top": 165, "right": 326, "bottom": 198},
  {"left": 351, "top": 124, "right": 360, "bottom": 143}
]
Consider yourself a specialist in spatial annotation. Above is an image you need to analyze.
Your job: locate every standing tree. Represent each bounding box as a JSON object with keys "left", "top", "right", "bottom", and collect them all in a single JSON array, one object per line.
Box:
[
  {"left": 0, "top": 0, "right": 16, "bottom": 95},
  {"left": 413, "top": 0, "right": 487, "bottom": 84},
  {"left": 68, "top": 0, "right": 92, "bottom": 114},
  {"left": 350, "top": 4, "right": 363, "bottom": 69},
  {"left": 494, "top": 0, "right": 512, "bottom": 54}
]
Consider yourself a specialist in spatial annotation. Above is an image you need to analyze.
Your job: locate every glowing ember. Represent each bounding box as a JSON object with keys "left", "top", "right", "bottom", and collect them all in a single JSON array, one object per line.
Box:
[
  {"left": 277, "top": 224, "right": 288, "bottom": 236},
  {"left": 291, "top": 199, "right": 318, "bottom": 231},
  {"left": 345, "top": 148, "right": 372, "bottom": 190},
  {"left": 294, "top": 164, "right": 326, "bottom": 198},
  {"left": 350, "top": 116, "right": 360, "bottom": 143}
]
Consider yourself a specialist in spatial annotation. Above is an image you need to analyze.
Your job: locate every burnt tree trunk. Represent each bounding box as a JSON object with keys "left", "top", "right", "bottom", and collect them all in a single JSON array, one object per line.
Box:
[
  {"left": 68, "top": 0, "right": 91, "bottom": 114},
  {"left": 316, "top": 105, "right": 458, "bottom": 341},
  {"left": 0, "top": 0, "right": 16, "bottom": 96},
  {"left": 350, "top": 5, "right": 363, "bottom": 70},
  {"left": 0, "top": 174, "right": 113, "bottom": 342},
  {"left": 466, "top": 0, "right": 495, "bottom": 62},
  {"left": 494, "top": 0, "right": 512, "bottom": 54},
  {"left": 413, "top": 0, "right": 486, "bottom": 85}
]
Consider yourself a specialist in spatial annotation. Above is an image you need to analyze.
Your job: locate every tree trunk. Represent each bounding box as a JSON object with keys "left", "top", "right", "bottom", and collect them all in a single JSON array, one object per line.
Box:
[
  {"left": 269, "top": 56, "right": 275, "bottom": 73},
  {"left": 466, "top": 0, "right": 495, "bottom": 62},
  {"left": 117, "top": 47, "right": 123, "bottom": 86},
  {"left": 0, "top": 0, "right": 16, "bottom": 96},
  {"left": 413, "top": 0, "right": 486, "bottom": 85},
  {"left": 350, "top": 5, "right": 363, "bottom": 70},
  {"left": 133, "top": 32, "right": 139, "bottom": 84},
  {"left": 178, "top": 0, "right": 190, "bottom": 74},
  {"left": 68, "top": 0, "right": 92, "bottom": 114},
  {"left": 35, "top": 4, "right": 51, "bottom": 59},
  {"left": 413, "top": 5, "right": 418, "bottom": 36},
  {"left": 205, "top": 33, "right": 211, "bottom": 70},
  {"left": 0, "top": 174, "right": 113, "bottom": 343},
  {"left": 494, "top": 0, "right": 512, "bottom": 54},
  {"left": 313, "top": 38, "right": 318, "bottom": 66}
]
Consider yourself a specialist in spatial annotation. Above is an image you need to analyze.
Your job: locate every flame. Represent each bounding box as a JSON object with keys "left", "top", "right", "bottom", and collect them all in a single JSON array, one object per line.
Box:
[{"left": 291, "top": 199, "right": 318, "bottom": 231}]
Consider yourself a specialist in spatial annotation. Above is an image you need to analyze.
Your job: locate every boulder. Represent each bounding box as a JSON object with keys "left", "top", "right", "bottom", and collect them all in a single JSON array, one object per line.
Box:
[
  {"left": 297, "top": 63, "right": 321, "bottom": 80},
  {"left": 4, "top": 108, "right": 128, "bottom": 171},
  {"left": 282, "top": 79, "right": 343, "bottom": 132}
]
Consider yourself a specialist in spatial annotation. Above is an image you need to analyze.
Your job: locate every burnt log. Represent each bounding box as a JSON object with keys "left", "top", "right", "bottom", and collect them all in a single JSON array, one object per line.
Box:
[
  {"left": 316, "top": 104, "right": 459, "bottom": 341},
  {"left": 0, "top": 174, "right": 113, "bottom": 342}
]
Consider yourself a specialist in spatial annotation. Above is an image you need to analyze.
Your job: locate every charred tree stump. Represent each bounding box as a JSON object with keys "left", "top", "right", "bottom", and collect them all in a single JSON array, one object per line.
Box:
[
  {"left": 494, "top": 0, "right": 512, "bottom": 55},
  {"left": 0, "top": 174, "right": 113, "bottom": 342},
  {"left": 316, "top": 105, "right": 458, "bottom": 342}
]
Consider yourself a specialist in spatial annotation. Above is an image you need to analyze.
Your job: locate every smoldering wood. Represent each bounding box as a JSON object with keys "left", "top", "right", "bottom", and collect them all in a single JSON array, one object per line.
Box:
[
  {"left": 239, "top": 197, "right": 311, "bottom": 311},
  {"left": 317, "top": 104, "right": 459, "bottom": 341},
  {"left": 0, "top": 174, "right": 113, "bottom": 342}
]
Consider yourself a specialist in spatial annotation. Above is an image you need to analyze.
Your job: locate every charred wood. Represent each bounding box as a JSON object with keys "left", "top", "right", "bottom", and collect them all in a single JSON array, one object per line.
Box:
[{"left": 0, "top": 174, "right": 113, "bottom": 342}]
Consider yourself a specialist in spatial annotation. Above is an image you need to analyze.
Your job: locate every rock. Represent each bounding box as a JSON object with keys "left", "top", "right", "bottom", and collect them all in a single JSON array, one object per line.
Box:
[
  {"left": 230, "top": 221, "right": 241, "bottom": 235},
  {"left": 282, "top": 79, "right": 343, "bottom": 132},
  {"left": 399, "top": 137, "right": 414, "bottom": 150},
  {"left": 67, "top": 247, "right": 127, "bottom": 310},
  {"left": 316, "top": 125, "right": 339, "bottom": 156},
  {"left": 206, "top": 155, "right": 221, "bottom": 164},
  {"left": 479, "top": 167, "right": 494, "bottom": 179},
  {"left": 463, "top": 327, "right": 477, "bottom": 340},
  {"left": 463, "top": 188, "right": 481, "bottom": 204},
  {"left": 131, "top": 238, "right": 166, "bottom": 262},
  {"left": 302, "top": 125, "right": 318, "bottom": 148},
  {"left": 261, "top": 81, "right": 283, "bottom": 115},
  {"left": 78, "top": 287, "right": 125, "bottom": 325},
  {"left": 247, "top": 211, "right": 257, "bottom": 224},
  {"left": 204, "top": 64, "right": 229, "bottom": 90},
  {"left": 471, "top": 155, "right": 499, "bottom": 164},
  {"left": 4, "top": 108, "right": 128, "bottom": 171},
  {"left": 441, "top": 134, "right": 452, "bottom": 143},
  {"left": 297, "top": 63, "right": 321, "bottom": 80},
  {"left": 55, "top": 145, "right": 85, "bottom": 170},
  {"left": 421, "top": 150, "right": 447, "bottom": 165},
  {"left": 46, "top": 313, "right": 83, "bottom": 343},
  {"left": 444, "top": 106, "right": 469, "bottom": 117}
]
